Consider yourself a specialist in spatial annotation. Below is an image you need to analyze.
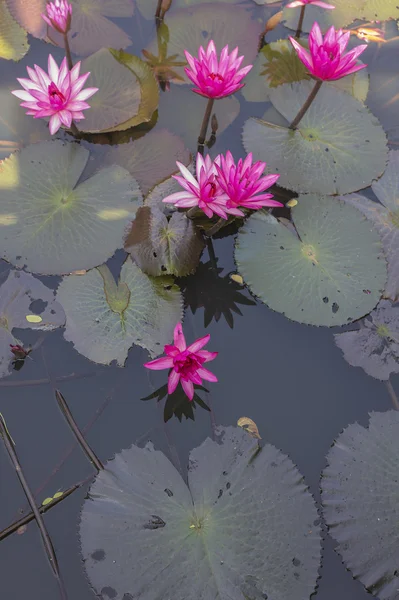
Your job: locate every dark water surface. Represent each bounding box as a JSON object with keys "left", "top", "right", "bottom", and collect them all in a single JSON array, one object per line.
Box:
[{"left": 0, "top": 2, "right": 398, "bottom": 599}]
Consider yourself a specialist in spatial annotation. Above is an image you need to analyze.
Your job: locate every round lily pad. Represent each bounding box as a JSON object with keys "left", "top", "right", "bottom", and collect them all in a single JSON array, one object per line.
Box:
[
  {"left": 282, "top": 1, "right": 361, "bottom": 32},
  {"left": 0, "top": 0, "right": 29, "bottom": 60},
  {"left": 322, "top": 410, "right": 399, "bottom": 600},
  {"left": 80, "top": 426, "right": 321, "bottom": 600},
  {"left": 0, "top": 140, "right": 141, "bottom": 275},
  {"left": 367, "top": 38, "right": 399, "bottom": 139},
  {"left": 235, "top": 196, "right": 387, "bottom": 326},
  {"left": 0, "top": 269, "right": 65, "bottom": 379},
  {"left": 80, "top": 49, "right": 159, "bottom": 133},
  {"left": 243, "top": 81, "right": 387, "bottom": 195},
  {"left": 5, "top": 0, "right": 46, "bottom": 38},
  {"left": 57, "top": 257, "right": 183, "bottom": 364}
]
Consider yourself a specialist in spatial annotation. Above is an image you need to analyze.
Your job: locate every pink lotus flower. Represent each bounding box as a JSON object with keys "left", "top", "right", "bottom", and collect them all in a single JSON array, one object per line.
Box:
[
  {"left": 163, "top": 153, "right": 230, "bottom": 219},
  {"left": 286, "top": 0, "right": 335, "bottom": 9},
  {"left": 184, "top": 40, "right": 253, "bottom": 99},
  {"left": 216, "top": 152, "right": 283, "bottom": 216},
  {"left": 289, "top": 22, "right": 367, "bottom": 81},
  {"left": 12, "top": 55, "right": 98, "bottom": 135},
  {"left": 42, "top": 0, "right": 72, "bottom": 34},
  {"left": 144, "top": 323, "right": 218, "bottom": 401}
]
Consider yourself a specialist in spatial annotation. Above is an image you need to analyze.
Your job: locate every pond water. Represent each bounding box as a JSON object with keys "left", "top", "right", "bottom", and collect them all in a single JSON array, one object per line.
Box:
[{"left": 0, "top": 1, "right": 398, "bottom": 599}]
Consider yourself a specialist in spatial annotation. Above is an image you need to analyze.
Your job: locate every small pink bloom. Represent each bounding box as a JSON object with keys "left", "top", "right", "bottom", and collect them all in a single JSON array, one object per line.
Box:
[
  {"left": 42, "top": 0, "right": 72, "bottom": 34},
  {"left": 12, "top": 55, "right": 98, "bottom": 135},
  {"left": 286, "top": 0, "right": 335, "bottom": 9},
  {"left": 216, "top": 151, "right": 283, "bottom": 216},
  {"left": 163, "top": 153, "right": 230, "bottom": 219},
  {"left": 144, "top": 323, "right": 218, "bottom": 401},
  {"left": 289, "top": 22, "right": 367, "bottom": 81},
  {"left": 184, "top": 40, "right": 253, "bottom": 99}
]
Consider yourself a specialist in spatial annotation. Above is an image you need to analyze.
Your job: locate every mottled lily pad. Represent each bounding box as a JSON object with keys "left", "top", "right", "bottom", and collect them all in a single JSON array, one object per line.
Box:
[
  {"left": 322, "top": 410, "right": 399, "bottom": 599},
  {"left": 0, "top": 140, "right": 141, "bottom": 275},
  {"left": 243, "top": 81, "right": 387, "bottom": 195},
  {"left": 57, "top": 257, "right": 183, "bottom": 364},
  {"left": 0, "top": 269, "right": 65, "bottom": 378},
  {"left": 80, "top": 49, "right": 158, "bottom": 133},
  {"left": 80, "top": 426, "right": 321, "bottom": 600},
  {"left": 235, "top": 196, "right": 387, "bottom": 326},
  {"left": 125, "top": 206, "right": 204, "bottom": 276},
  {"left": 0, "top": 0, "right": 29, "bottom": 60},
  {"left": 334, "top": 300, "right": 399, "bottom": 380}
]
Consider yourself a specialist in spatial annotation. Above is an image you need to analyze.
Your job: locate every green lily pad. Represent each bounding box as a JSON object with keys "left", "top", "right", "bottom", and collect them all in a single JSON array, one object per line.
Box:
[
  {"left": 80, "top": 425, "right": 321, "bottom": 600},
  {"left": 360, "top": 0, "right": 399, "bottom": 21},
  {"left": 322, "top": 410, "right": 399, "bottom": 599},
  {"left": 242, "top": 40, "right": 368, "bottom": 103},
  {"left": 242, "top": 81, "right": 387, "bottom": 195},
  {"left": 80, "top": 49, "right": 159, "bottom": 133},
  {"left": 103, "top": 129, "right": 190, "bottom": 196},
  {"left": 0, "top": 140, "right": 141, "bottom": 275},
  {"left": 125, "top": 206, "right": 205, "bottom": 276},
  {"left": 57, "top": 257, "right": 183, "bottom": 364},
  {"left": 334, "top": 300, "right": 399, "bottom": 380},
  {"left": 367, "top": 38, "right": 399, "bottom": 139},
  {"left": 0, "top": 269, "right": 65, "bottom": 378},
  {"left": 0, "top": 0, "right": 29, "bottom": 60},
  {"left": 235, "top": 196, "right": 387, "bottom": 326}
]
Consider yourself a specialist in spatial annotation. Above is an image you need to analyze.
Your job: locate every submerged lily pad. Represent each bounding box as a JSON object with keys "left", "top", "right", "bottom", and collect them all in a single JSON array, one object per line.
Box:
[
  {"left": 137, "top": 0, "right": 246, "bottom": 19},
  {"left": 80, "top": 426, "right": 321, "bottom": 600},
  {"left": 0, "top": 269, "right": 65, "bottom": 378},
  {"left": 243, "top": 81, "right": 387, "bottom": 195},
  {"left": 334, "top": 300, "right": 399, "bottom": 380},
  {"left": 80, "top": 49, "right": 158, "bottom": 133},
  {"left": 0, "top": 140, "right": 141, "bottom": 275},
  {"left": 125, "top": 206, "right": 204, "bottom": 276},
  {"left": 322, "top": 410, "right": 399, "bottom": 599},
  {"left": 57, "top": 257, "right": 183, "bottom": 364},
  {"left": 0, "top": 0, "right": 29, "bottom": 60},
  {"left": 235, "top": 197, "right": 387, "bottom": 326}
]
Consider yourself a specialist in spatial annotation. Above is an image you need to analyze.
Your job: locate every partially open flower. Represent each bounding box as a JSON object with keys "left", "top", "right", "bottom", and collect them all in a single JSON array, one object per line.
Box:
[{"left": 42, "top": 0, "right": 72, "bottom": 34}]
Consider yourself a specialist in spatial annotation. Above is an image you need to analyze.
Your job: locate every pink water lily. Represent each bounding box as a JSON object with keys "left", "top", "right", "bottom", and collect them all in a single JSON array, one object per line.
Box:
[
  {"left": 184, "top": 40, "right": 252, "bottom": 99},
  {"left": 42, "top": 0, "right": 72, "bottom": 34},
  {"left": 144, "top": 323, "right": 218, "bottom": 401},
  {"left": 287, "top": 0, "right": 335, "bottom": 9},
  {"left": 290, "top": 22, "right": 367, "bottom": 81},
  {"left": 216, "top": 152, "right": 283, "bottom": 216},
  {"left": 12, "top": 55, "right": 98, "bottom": 135},
  {"left": 163, "top": 153, "right": 230, "bottom": 219}
]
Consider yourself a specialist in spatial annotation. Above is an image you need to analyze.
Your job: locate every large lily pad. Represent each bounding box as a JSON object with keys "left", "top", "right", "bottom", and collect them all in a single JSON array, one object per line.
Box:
[
  {"left": 80, "top": 426, "right": 321, "bottom": 600},
  {"left": 334, "top": 300, "right": 399, "bottom": 380},
  {"left": 0, "top": 269, "right": 65, "bottom": 378},
  {"left": 103, "top": 129, "right": 190, "bottom": 196},
  {"left": 57, "top": 257, "right": 183, "bottom": 364},
  {"left": 125, "top": 206, "right": 204, "bottom": 276},
  {"left": 0, "top": 0, "right": 29, "bottom": 60},
  {"left": 0, "top": 140, "right": 141, "bottom": 275},
  {"left": 322, "top": 410, "right": 399, "bottom": 600},
  {"left": 80, "top": 49, "right": 159, "bottom": 133},
  {"left": 243, "top": 81, "right": 388, "bottom": 195},
  {"left": 5, "top": 0, "right": 46, "bottom": 38},
  {"left": 235, "top": 196, "right": 387, "bottom": 326}
]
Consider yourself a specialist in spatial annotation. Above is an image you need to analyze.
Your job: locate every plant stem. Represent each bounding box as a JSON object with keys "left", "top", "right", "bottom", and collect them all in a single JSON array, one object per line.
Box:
[
  {"left": 295, "top": 4, "right": 306, "bottom": 38},
  {"left": 206, "top": 237, "right": 218, "bottom": 270},
  {"left": 289, "top": 79, "right": 323, "bottom": 130},
  {"left": 385, "top": 379, "right": 399, "bottom": 410},
  {"left": 206, "top": 217, "right": 225, "bottom": 237},
  {"left": 197, "top": 97, "right": 215, "bottom": 156},
  {"left": 63, "top": 33, "right": 73, "bottom": 70},
  {"left": 155, "top": 0, "right": 163, "bottom": 20}
]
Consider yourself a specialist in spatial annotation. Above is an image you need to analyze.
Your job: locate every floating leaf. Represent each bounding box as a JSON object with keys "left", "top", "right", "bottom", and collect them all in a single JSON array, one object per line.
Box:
[
  {"left": 322, "top": 410, "right": 399, "bottom": 599},
  {"left": 125, "top": 206, "right": 205, "bottom": 277},
  {"left": 25, "top": 314, "right": 42, "bottom": 323},
  {"left": 0, "top": 0, "right": 29, "bottom": 60},
  {"left": 243, "top": 81, "right": 387, "bottom": 195},
  {"left": 235, "top": 197, "right": 387, "bottom": 326},
  {"left": 103, "top": 129, "right": 190, "bottom": 196},
  {"left": 334, "top": 300, "right": 399, "bottom": 380},
  {"left": 0, "top": 269, "right": 65, "bottom": 378},
  {"left": 5, "top": 0, "right": 47, "bottom": 38},
  {"left": 0, "top": 140, "right": 141, "bottom": 275},
  {"left": 80, "top": 426, "right": 321, "bottom": 600},
  {"left": 137, "top": 0, "right": 257, "bottom": 20},
  {"left": 57, "top": 257, "right": 183, "bottom": 364},
  {"left": 282, "top": 2, "right": 360, "bottom": 32},
  {"left": 237, "top": 417, "right": 262, "bottom": 439},
  {"left": 79, "top": 49, "right": 158, "bottom": 133},
  {"left": 145, "top": 174, "right": 184, "bottom": 213}
]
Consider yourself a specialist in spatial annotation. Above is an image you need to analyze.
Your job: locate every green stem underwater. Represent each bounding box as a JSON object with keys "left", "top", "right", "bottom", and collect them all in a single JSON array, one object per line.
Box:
[
  {"left": 197, "top": 97, "right": 215, "bottom": 156},
  {"left": 295, "top": 4, "right": 306, "bottom": 39},
  {"left": 289, "top": 79, "right": 323, "bottom": 130}
]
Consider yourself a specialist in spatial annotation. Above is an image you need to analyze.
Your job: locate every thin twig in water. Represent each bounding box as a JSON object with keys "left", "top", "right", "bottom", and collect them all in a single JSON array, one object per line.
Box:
[
  {"left": 0, "top": 371, "right": 95, "bottom": 387},
  {"left": 55, "top": 390, "right": 104, "bottom": 471},
  {"left": 0, "top": 416, "right": 68, "bottom": 599},
  {"left": 385, "top": 379, "right": 399, "bottom": 410}
]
